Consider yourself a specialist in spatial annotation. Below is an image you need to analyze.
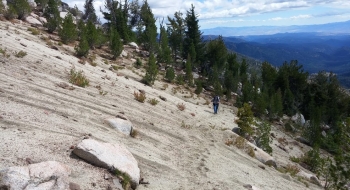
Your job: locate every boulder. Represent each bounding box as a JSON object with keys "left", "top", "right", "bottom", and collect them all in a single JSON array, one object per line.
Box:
[
  {"left": 297, "top": 170, "right": 322, "bottom": 186},
  {"left": 120, "top": 50, "right": 128, "bottom": 57},
  {"left": 291, "top": 113, "right": 305, "bottom": 126},
  {"left": 60, "top": 11, "right": 68, "bottom": 19},
  {"left": 25, "top": 16, "right": 43, "bottom": 26},
  {"left": 129, "top": 42, "right": 138, "bottom": 49},
  {"left": 105, "top": 116, "right": 133, "bottom": 135},
  {"left": 73, "top": 139, "right": 140, "bottom": 189},
  {"left": 39, "top": 17, "right": 47, "bottom": 24},
  {"left": 30, "top": 12, "right": 39, "bottom": 18},
  {"left": 0, "top": 161, "right": 71, "bottom": 190}
]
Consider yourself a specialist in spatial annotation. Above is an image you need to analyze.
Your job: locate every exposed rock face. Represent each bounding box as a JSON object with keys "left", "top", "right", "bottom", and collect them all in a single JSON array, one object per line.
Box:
[
  {"left": 105, "top": 116, "right": 133, "bottom": 135},
  {"left": 0, "top": 161, "right": 71, "bottom": 190},
  {"left": 73, "top": 139, "right": 140, "bottom": 189}
]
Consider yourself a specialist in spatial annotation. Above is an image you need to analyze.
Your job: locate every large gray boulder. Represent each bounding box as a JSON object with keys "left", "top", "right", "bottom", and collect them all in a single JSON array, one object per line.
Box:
[
  {"left": 73, "top": 139, "right": 140, "bottom": 189},
  {"left": 105, "top": 116, "right": 133, "bottom": 135},
  {"left": 25, "top": 16, "right": 43, "bottom": 26},
  {"left": 0, "top": 161, "right": 71, "bottom": 190},
  {"left": 291, "top": 113, "right": 305, "bottom": 126}
]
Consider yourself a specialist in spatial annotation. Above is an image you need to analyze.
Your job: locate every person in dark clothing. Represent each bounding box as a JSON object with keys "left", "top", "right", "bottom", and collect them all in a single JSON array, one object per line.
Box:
[{"left": 211, "top": 95, "right": 220, "bottom": 114}]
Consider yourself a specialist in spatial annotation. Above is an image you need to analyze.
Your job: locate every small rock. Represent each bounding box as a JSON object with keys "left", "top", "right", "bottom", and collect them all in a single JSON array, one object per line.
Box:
[
  {"left": 69, "top": 182, "right": 81, "bottom": 190},
  {"left": 70, "top": 145, "right": 75, "bottom": 149},
  {"left": 139, "top": 89, "right": 145, "bottom": 94},
  {"left": 25, "top": 158, "right": 34, "bottom": 164},
  {"left": 20, "top": 43, "right": 27, "bottom": 47},
  {"left": 92, "top": 182, "right": 96, "bottom": 187},
  {"left": 159, "top": 96, "right": 166, "bottom": 101},
  {"left": 258, "top": 165, "right": 265, "bottom": 170},
  {"left": 101, "top": 69, "right": 106, "bottom": 73},
  {"left": 264, "top": 160, "right": 277, "bottom": 168},
  {"left": 55, "top": 56, "right": 62, "bottom": 60},
  {"left": 104, "top": 173, "right": 110, "bottom": 180},
  {"left": 270, "top": 133, "right": 276, "bottom": 138},
  {"left": 51, "top": 46, "right": 59, "bottom": 50}
]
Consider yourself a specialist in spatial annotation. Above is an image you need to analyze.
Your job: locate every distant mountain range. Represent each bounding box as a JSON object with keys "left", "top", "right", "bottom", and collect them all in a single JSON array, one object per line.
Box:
[
  {"left": 202, "top": 20, "right": 350, "bottom": 88},
  {"left": 202, "top": 20, "right": 350, "bottom": 36}
]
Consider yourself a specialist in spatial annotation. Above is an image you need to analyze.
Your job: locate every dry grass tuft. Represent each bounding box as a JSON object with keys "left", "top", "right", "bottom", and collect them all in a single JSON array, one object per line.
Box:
[
  {"left": 14, "top": 50, "right": 27, "bottom": 58},
  {"left": 285, "top": 164, "right": 300, "bottom": 176},
  {"left": 148, "top": 98, "right": 159, "bottom": 105},
  {"left": 177, "top": 103, "right": 185, "bottom": 111},
  {"left": 134, "top": 91, "right": 146, "bottom": 103},
  {"left": 69, "top": 68, "right": 89, "bottom": 87},
  {"left": 130, "top": 129, "right": 139, "bottom": 138}
]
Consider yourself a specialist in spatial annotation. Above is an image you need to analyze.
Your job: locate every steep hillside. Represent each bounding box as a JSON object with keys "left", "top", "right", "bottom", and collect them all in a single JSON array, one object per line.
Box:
[{"left": 0, "top": 20, "right": 323, "bottom": 190}]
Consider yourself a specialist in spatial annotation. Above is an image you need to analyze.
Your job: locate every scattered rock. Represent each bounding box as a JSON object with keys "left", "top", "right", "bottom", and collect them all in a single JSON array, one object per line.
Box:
[
  {"left": 73, "top": 139, "right": 140, "bottom": 189},
  {"left": 0, "top": 161, "right": 71, "bottom": 190},
  {"left": 139, "top": 178, "right": 149, "bottom": 184},
  {"left": 51, "top": 45, "right": 59, "bottom": 50},
  {"left": 25, "top": 157, "right": 34, "bottom": 164},
  {"left": 159, "top": 96, "right": 166, "bottom": 101},
  {"left": 69, "top": 182, "right": 81, "bottom": 190},
  {"left": 243, "top": 184, "right": 260, "bottom": 190},
  {"left": 232, "top": 127, "right": 241, "bottom": 135},
  {"left": 56, "top": 82, "right": 75, "bottom": 90},
  {"left": 258, "top": 165, "right": 265, "bottom": 170},
  {"left": 105, "top": 117, "right": 133, "bottom": 135},
  {"left": 270, "top": 132, "right": 276, "bottom": 138},
  {"left": 264, "top": 160, "right": 277, "bottom": 168}
]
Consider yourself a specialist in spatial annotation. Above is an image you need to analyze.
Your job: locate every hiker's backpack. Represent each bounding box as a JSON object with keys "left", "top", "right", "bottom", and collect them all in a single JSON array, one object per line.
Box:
[{"left": 214, "top": 96, "right": 219, "bottom": 103}]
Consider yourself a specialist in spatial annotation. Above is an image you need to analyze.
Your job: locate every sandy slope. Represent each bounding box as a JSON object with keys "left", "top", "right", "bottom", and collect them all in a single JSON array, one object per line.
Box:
[{"left": 0, "top": 20, "right": 322, "bottom": 190}]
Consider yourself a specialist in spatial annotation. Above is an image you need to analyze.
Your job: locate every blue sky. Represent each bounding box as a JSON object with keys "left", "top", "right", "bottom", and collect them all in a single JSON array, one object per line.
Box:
[{"left": 65, "top": 0, "right": 350, "bottom": 29}]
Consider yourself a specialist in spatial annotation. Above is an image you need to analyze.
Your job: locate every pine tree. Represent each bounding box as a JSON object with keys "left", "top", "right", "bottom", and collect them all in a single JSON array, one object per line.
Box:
[
  {"left": 7, "top": 0, "right": 31, "bottom": 19},
  {"left": 83, "top": 0, "right": 97, "bottom": 23},
  {"left": 143, "top": 53, "right": 158, "bottom": 85},
  {"left": 75, "top": 27, "right": 89, "bottom": 57},
  {"left": 205, "top": 35, "right": 227, "bottom": 70},
  {"left": 43, "top": 0, "right": 60, "bottom": 33},
  {"left": 86, "top": 20, "right": 97, "bottom": 48},
  {"left": 237, "top": 103, "right": 255, "bottom": 137},
  {"left": 184, "top": 4, "right": 203, "bottom": 67},
  {"left": 109, "top": 27, "right": 123, "bottom": 59},
  {"left": 167, "top": 11, "right": 185, "bottom": 60},
  {"left": 59, "top": 13, "right": 77, "bottom": 44},
  {"left": 139, "top": 0, "right": 157, "bottom": 53},
  {"left": 185, "top": 54, "right": 194, "bottom": 86},
  {"left": 165, "top": 67, "right": 175, "bottom": 83},
  {"left": 224, "top": 70, "right": 234, "bottom": 100},
  {"left": 158, "top": 25, "right": 172, "bottom": 66},
  {"left": 75, "top": 36, "right": 89, "bottom": 57}
]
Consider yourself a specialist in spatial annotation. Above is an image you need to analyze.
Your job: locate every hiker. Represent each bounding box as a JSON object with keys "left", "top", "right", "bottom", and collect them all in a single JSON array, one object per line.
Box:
[{"left": 211, "top": 95, "right": 220, "bottom": 114}]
